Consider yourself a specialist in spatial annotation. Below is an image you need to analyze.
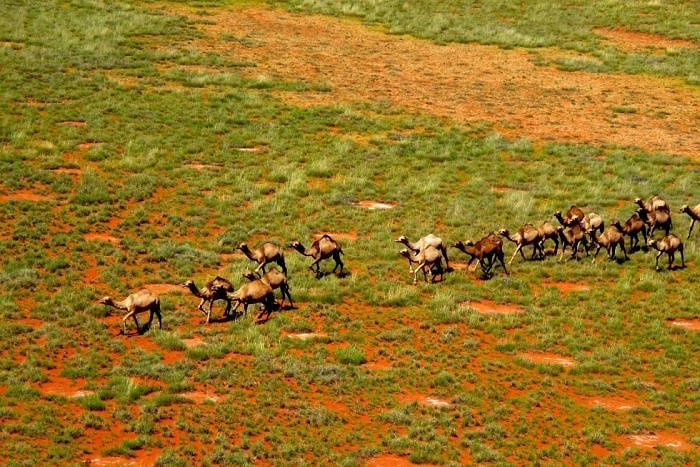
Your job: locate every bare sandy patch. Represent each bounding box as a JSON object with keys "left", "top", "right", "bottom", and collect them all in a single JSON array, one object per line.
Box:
[
  {"left": 366, "top": 454, "right": 437, "bottom": 467},
  {"left": 543, "top": 281, "right": 591, "bottom": 293},
  {"left": 141, "top": 283, "right": 182, "bottom": 294},
  {"left": 180, "top": 391, "right": 221, "bottom": 403},
  {"left": 284, "top": 332, "right": 329, "bottom": 341},
  {"left": 622, "top": 432, "right": 691, "bottom": 451},
  {"left": 576, "top": 394, "right": 642, "bottom": 411},
  {"left": 51, "top": 167, "right": 82, "bottom": 175},
  {"left": 182, "top": 337, "right": 206, "bottom": 348},
  {"left": 462, "top": 299, "right": 523, "bottom": 315},
  {"left": 175, "top": 5, "right": 700, "bottom": 158},
  {"left": 594, "top": 27, "right": 696, "bottom": 52},
  {"left": 77, "top": 142, "right": 100, "bottom": 150},
  {"left": 668, "top": 318, "right": 700, "bottom": 331},
  {"left": 38, "top": 376, "right": 93, "bottom": 399},
  {"left": 57, "top": 120, "right": 87, "bottom": 127},
  {"left": 186, "top": 162, "right": 223, "bottom": 170},
  {"left": 83, "top": 233, "right": 121, "bottom": 244},
  {"left": 353, "top": 200, "right": 396, "bottom": 210},
  {"left": 399, "top": 393, "right": 451, "bottom": 408},
  {"left": 519, "top": 352, "right": 576, "bottom": 367},
  {"left": 0, "top": 190, "right": 52, "bottom": 202},
  {"left": 362, "top": 357, "right": 392, "bottom": 370},
  {"left": 312, "top": 231, "right": 358, "bottom": 241}
]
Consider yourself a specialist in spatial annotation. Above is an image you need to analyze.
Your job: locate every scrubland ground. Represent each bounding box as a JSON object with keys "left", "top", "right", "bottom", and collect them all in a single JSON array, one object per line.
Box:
[{"left": 0, "top": 0, "right": 698, "bottom": 465}]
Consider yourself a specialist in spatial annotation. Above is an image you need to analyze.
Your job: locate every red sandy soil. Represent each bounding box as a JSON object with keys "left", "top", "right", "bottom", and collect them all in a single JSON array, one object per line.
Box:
[
  {"left": 38, "top": 375, "right": 93, "bottom": 399},
  {"left": 398, "top": 393, "right": 452, "bottom": 408},
  {"left": 362, "top": 357, "right": 392, "bottom": 370},
  {"left": 51, "top": 167, "right": 82, "bottom": 175},
  {"left": 140, "top": 283, "right": 183, "bottom": 294},
  {"left": 542, "top": 281, "right": 591, "bottom": 293},
  {"left": 284, "top": 332, "right": 329, "bottom": 340},
  {"left": 174, "top": 5, "right": 699, "bottom": 158},
  {"left": 57, "top": 120, "right": 86, "bottom": 126},
  {"left": 621, "top": 432, "right": 692, "bottom": 451},
  {"left": 180, "top": 391, "right": 221, "bottom": 403},
  {"left": 594, "top": 28, "right": 696, "bottom": 51},
  {"left": 519, "top": 351, "right": 576, "bottom": 367},
  {"left": 0, "top": 189, "right": 52, "bottom": 201},
  {"left": 462, "top": 299, "right": 523, "bottom": 315},
  {"left": 185, "top": 162, "right": 223, "bottom": 170},
  {"left": 366, "top": 454, "right": 438, "bottom": 467},
  {"left": 83, "top": 233, "right": 121, "bottom": 244},
  {"left": 312, "top": 231, "right": 359, "bottom": 241},
  {"left": 575, "top": 394, "right": 643, "bottom": 411},
  {"left": 668, "top": 318, "right": 700, "bottom": 331},
  {"left": 181, "top": 337, "right": 206, "bottom": 348},
  {"left": 354, "top": 200, "right": 396, "bottom": 210}
]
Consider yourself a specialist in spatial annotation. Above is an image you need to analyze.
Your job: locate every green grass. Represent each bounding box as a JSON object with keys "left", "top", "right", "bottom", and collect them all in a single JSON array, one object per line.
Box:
[
  {"left": 0, "top": 0, "right": 698, "bottom": 465},
  {"left": 276, "top": 0, "right": 700, "bottom": 84}
]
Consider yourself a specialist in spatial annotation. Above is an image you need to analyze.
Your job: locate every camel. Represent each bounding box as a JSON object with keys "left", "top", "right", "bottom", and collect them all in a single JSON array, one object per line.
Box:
[
  {"left": 537, "top": 221, "right": 560, "bottom": 255},
  {"left": 553, "top": 206, "right": 585, "bottom": 227},
  {"left": 498, "top": 224, "right": 543, "bottom": 264},
  {"left": 554, "top": 208, "right": 603, "bottom": 236},
  {"left": 182, "top": 276, "right": 234, "bottom": 324},
  {"left": 621, "top": 212, "right": 647, "bottom": 251},
  {"left": 680, "top": 204, "right": 700, "bottom": 239},
  {"left": 242, "top": 267, "right": 293, "bottom": 309},
  {"left": 398, "top": 245, "right": 444, "bottom": 285},
  {"left": 223, "top": 279, "right": 277, "bottom": 321},
  {"left": 648, "top": 234, "right": 685, "bottom": 270},
  {"left": 635, "top": 195, "right": 669, "bottom": 214},
  {"left": 556, "top": 217, "right": 589, "bottom": 260},
  {"left": 635, "top": 206, "right": 672, "bottom": 236},
  {"left": 395, "top": 234, "right": 450, "bottom": 270},
  {"left": 588, "top": 220, "right": 628, "bottom": 263},
  {"left": 289, "top": 234, "right": 344, "bottom": 278},
  {"left": 99, "top": 289, "right": 162, "bottom": 334},
  {"left": 237, "top": 242, "right": 287, "bottom": 275},
  {"left": 452, "top": 233, "right": 507, "bottom": 277}
]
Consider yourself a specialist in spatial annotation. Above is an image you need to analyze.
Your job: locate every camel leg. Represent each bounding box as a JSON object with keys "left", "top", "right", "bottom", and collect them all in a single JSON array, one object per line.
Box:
[
  {"left": 509, "top": 245, "right": 523, "bottom": 265},
  {"left": 655, "top": 251, "right": 663, "bottom": 269},
  {"left": 668, "top": 252, "right": 674, "bottom": 270},
  {"left": 332, "top": 253, "right": 344, "bottom": 275},
  {"left": 498, "top": 253, "right": 509, "bottom": 275},
  {"left": 278, "top": 258, "right": 288, "bottom": 276},
  {"left": 679, "top": 246, "right": 685, "bottom": 268},
  {"left": 440, "top": 246, "right": 450, "bottom": 270},
  {"left": 282, "top": 285, "right": 294, "bottom": 308},
  {"left": 197, "top": 299, "right": 207, "bottom": 316},
  {"left": 688, "top": 219, "right": 695, "bottom": 239}
]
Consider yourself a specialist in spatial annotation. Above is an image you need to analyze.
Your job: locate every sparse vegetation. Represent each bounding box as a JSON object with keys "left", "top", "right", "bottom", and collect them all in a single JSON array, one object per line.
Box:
[{"left": 0, "top": 0, "right": 697, "bottom": 465}]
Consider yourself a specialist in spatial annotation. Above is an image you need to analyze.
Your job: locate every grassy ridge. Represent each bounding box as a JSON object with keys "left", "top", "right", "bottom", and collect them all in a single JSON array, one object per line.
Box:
[
  {"left": 0, "top": 0, "right": 698, "bottom": 464},
  {"left": 275, "top": 0, "right": 700, "bottom": 83}
]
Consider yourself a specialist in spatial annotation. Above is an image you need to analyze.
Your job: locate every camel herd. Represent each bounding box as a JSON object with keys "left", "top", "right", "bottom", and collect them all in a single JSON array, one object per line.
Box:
[{"left": 99, "top": 196, "right": 699, "bottom": 334}]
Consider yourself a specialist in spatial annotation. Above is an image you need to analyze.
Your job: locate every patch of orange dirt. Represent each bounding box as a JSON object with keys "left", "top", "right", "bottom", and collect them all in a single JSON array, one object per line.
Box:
[
  {"left": 542, "top": 281, "right": 591, "bottom": 293},
  {"left": 77, "top": 142, "right": 100, "bottom": 150},
  {"left": 0, "top": 190, "right": 52, "bottom": 201},
  {"left": 594, "top": 27, "right": 696, "bottom": 51},
  {"left": 622, "top": 432, "right": 691, "bottom": 451},
  {"left": 83, "top": 233, "right": 121, "bottom": 244},
  {"left": 51, "top": 167, "right": 82, "bottom": 175},
  {"left": 353, "top": 200, "right": 396, "bottom": 210},
  {"left": 38, "top": 375, "right": 93, "bottom": 398},
  {"left": 180, "top": 391, "right": 221, "bottom": 403},
  {"left": 668, "top": 318, "right": 700, "bottom": 331},
  {"left": 362, "top": 357, "right": 392, "bottom": 370},
  {"left": 366, "top": 454, "right": 436, "bottom": 467},
  {"left": 177, "top": 5, "right": 700, "bottom": 158},
  {"left": 575, "top": 394, "right": 642, "bottom": 411},
  {"left": 87, "top": 448, "right": 161, "bottom": 466},
  {"left": 57, "top": 120, "right": 86, "bottom": 127},
  {"left": 312, "top": 231, "right": 358, "bottom": 241},
  {"left": 182, "top": 337, "right": 206, "bottom": 348},
  {"left": 462, "top": 299, "right": 523, "bottom": 315},
  {"left": 284, "top": 332, "right": 328, "bottom": 341},
  {"left": 140, "top": 283, "right": 182, "bottom": 294},
  {"left": 519, "top": 351, "right": 576, "bottom": 367},
  {"left": 398, "top": 393, "right": 451, "bottom": 408}
]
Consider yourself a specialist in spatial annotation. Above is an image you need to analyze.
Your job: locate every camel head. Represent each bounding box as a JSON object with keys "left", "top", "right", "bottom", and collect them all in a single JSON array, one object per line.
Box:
[
  {"left": 464, "top": 240, "right": 476, "bottom": 247},
  {"left": 288, "top": 241, "right": 303, "bottom": 251},
  {"left": 394, "top": 235, "right": 408, "bottom": 244},
  {"left": 633, "top": 197, "right": 643, "bottom": 205},
  {"left": 553, "top": 210, "right": 562, "bottom": 218},
  {"left": 497, "top": 228, "right": 509, "bottom": 236},
  {"left": 98, "top": 296, "right": 113, "bottom": 306},
  {"left": 647, "top": 239, "right": 658, "bottom": 249},
  {"left": 236, "top": 242, "right": 249, "bottom": 252},
  {"left": 242, "top": 270, "right": 259, "bottom": 281},
  {"left": 181, "top": 280, "right": 195, "bottom": 288},
  {"left": 397, "top": 248, "right": 411, "bottom": 258},
  {"left": 451, "top": 241, "right": 464, "bottom": 249},
  {"left": 680, "top": 205, "right": 689, "bottom": 213}
]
